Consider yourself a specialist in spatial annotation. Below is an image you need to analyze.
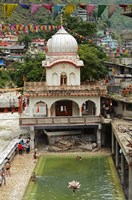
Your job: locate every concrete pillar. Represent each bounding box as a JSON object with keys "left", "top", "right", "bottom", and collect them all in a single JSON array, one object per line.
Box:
[
  {"left": 30, "top": 126, "right": 35, "bottom": 150},
  {"left": 48, "top": 108, "right": 51, "bottom": 117},
  {"left": 111, "top": 131, "right": 115, "bottom": 155},
  {"left": 121, "top": 153, "right": 125, "bottom": 184},
  {"left": 115, "top": 140, "right": 119, "bottom": 168},
  {"left": 96, "top": 98, "right": 100, "bottom": 116},
  {"left": 97, "top": 125, "right": 101, "bottom": 148},
  {"left": 128, "top": 165, "right": 132, "bottom": 200},
  {"left": 79, "top": 106, "right": 82, "bottom": 116}
]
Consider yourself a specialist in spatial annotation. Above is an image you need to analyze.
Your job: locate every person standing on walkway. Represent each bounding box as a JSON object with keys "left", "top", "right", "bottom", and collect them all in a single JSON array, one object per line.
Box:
[
  {"left": 25, "top": 140, "right": 30, "bottom": 154},
  {"left": 18, "top": 142, "right": 24, "bottom": 155},
  {"left": 1, "top": 167, "right": 6, "bottom": 185},
  {"left": 0, "top": 170, "right": 3, "bottom": 187},
  {"left": 5, "top": 159, "right": 11, "bottom": 176}
]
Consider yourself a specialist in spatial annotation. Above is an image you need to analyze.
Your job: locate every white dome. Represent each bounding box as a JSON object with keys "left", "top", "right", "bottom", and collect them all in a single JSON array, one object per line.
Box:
[{"left": 46, "top": 27, "right": 78, "bottom": 54}]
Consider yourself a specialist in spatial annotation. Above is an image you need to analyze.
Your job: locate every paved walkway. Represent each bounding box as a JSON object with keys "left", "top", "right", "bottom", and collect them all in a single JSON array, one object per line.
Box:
[{"left": 0, "top": 152, "right": 36, "bottom": 200}]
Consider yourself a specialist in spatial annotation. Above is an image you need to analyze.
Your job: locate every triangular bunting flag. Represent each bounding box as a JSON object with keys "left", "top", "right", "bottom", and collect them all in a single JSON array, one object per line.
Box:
[
  {"left": 97, "top": 5, "right": 107, "bottom": 18},
  {"left": 128, "top": 4, "right": 132, "bottom": 11},
  {"left": 108, "top": 5, "right": 118, "bottom": 18},
  {"left": 42, "top": 4, "right": 53, "bottom": 12},
  {"left": 53, "top": 5, "right": 64, "bottom": 17},
  {"left": 119, "top": 4, "right": 128, "bottom": 12},
  {"left": 3, "top": 4, "right": 18, "bottom": 18},
  {"left": 30, "top": 4, "right": 42, "bottom": 14},
  {"left": 19, "top": 4, "right": 30, "bottom": 9},
  {"left": 78, "top": 3, "right": 87, "bottom": 10},
  {"left": 65, "top": 4, "right": 76, "bottom": 15},
  {"left": 87, "top": 4, "right": 96, "bottom": 15}
]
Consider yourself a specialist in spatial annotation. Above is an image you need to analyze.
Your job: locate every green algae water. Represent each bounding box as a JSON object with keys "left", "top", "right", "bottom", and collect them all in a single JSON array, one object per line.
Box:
[{"left": 23, "top": 154, "right": 125, "bottom": 200}]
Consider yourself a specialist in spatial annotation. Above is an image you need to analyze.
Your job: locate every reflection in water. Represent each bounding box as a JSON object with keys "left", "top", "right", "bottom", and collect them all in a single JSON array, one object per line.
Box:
[{"left": 0, "top": 113, "right": 27, "bottom": 152}]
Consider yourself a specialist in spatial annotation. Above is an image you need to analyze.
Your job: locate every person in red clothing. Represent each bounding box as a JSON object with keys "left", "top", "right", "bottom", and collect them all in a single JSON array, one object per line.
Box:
[{"left": 18, "top": 143, "right": 24, "bottom": 155}]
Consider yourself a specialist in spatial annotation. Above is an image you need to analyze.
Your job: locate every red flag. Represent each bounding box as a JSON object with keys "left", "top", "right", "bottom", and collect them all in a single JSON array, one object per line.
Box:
[
  {"left": 87, "top": 4, "right": 96, "bottom": 15},
  {"left": 78, "top": 3, "right": 87, "bottom": 9},
  {"left": 42, "top": 4, "right": 53, "bottom": 12},
  {"left": 119, "top": 4, "right": 128, "bottom": 12}
]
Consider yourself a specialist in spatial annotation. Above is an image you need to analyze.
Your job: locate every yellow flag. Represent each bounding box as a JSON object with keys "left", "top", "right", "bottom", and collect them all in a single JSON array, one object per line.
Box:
[
  {"left": 3, "top": 4, "right": 18, "bottom": 18},
  {"left": 128, "top": 5, "right": 132, "bottom": 11},
  {"left": 65, "top": 4, "right": 76, "bottom": 15}
]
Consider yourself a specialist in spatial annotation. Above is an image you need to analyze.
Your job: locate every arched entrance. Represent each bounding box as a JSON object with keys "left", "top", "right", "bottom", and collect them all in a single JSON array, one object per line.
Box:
[
  {"left": 82, "top": 100, "right": 96, "bottom": 115},
  {"left": 55, "top": 100, "right": 72, "bottom": 116},
  {"left": 34, "top": 101, "right": 47, "bottom": 116}
]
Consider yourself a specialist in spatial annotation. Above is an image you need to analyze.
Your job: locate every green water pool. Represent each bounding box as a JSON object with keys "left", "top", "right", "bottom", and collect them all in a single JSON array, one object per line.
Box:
[{"left": 23, "top": 154, "right": 125, "bottom": 200}]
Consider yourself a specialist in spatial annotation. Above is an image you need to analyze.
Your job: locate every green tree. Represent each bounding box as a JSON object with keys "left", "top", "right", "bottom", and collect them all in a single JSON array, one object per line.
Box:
[
  {"left": 9, "top": 52, "right": 46, "bottom": 87},
  {"left": 64, "top": 16, "right": 97, "bottom": 44},
  {"left": 79, "top": 44, "right": 108, "bottom": 81}
]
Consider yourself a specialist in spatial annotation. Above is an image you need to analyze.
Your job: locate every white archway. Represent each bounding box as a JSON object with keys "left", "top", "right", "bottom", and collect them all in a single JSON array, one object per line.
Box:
[
  {"left": 52, "top": 73, "right": 58, "bottom": 85},
  {"left": 50, "top": 99, "right": 80, "bottom": 117},
  {"left": 82, "top": 100, "right": 96, "bottom": 115},
  {"left": 33, "top": 101, "right": 47, "bottom": 116},
  {"left": 69, "top": 72, "right": 75, "bottom": 85}
]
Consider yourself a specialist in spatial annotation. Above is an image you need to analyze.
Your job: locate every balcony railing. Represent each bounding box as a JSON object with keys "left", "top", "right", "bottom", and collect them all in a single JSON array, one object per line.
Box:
[
  {"left": 23, "top": 82, "right": 107, "bottom": 97},
  {"left": 19, "top": 115, "right": 102, "bottom": 127}
]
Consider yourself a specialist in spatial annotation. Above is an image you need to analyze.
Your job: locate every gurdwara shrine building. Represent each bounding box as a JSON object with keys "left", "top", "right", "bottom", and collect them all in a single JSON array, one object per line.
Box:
[{"left": 19, "top": 27, "right": 107, "bottom": 149}]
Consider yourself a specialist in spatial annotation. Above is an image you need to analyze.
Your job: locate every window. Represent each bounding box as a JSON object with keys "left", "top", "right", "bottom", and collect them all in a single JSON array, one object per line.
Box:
[
  {"left": 60, "top": 73, "right": 67, "bottom": 85},
  {"left": 126, "top": 103, "right": 132, "bottom": 111}
]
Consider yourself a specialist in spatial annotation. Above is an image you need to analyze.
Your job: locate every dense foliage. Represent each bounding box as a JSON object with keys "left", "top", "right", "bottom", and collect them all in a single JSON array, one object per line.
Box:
[
  {"left": 9, "top": 53, "right": 46, "bottom": 87},
  {"left": 79, "top": 44, "right": 108, "bottom": 81}
]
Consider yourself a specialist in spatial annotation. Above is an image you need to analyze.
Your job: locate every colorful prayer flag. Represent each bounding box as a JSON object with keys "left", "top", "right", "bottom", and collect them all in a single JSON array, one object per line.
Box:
[
  {"left": 108, "top": 5, "right": 118, "bottom": 18},
  {"left": 87, "top": 4, "right": 96, "bottom": 15},
  {"left": 65, "top": 4, "right": 76, "bottom": 15},
  {"left": 3, "top": 4, "right": 18, "bottom": 18},
  {"left": 97, "top": 5, "right": 107, "bottom": 18}
]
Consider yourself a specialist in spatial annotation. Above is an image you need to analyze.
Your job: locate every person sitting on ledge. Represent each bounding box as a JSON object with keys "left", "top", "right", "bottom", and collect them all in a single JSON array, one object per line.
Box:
[
  {"left": 76, "top": 156, "right": 82, "bottom": 160},
  {"left": 31, "top": 172, "right": 36, "bottom": 182},
  {"left": 33, "top": 149, "right": 39, "bottom": 159}
]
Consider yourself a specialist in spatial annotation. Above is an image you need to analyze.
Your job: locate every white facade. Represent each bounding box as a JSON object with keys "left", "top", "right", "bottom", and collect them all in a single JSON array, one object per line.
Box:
[
  {"left": 24, "top": 27, "right": 104, "bottom": 118},
  {"left": 46, "top": 63, "right": 81, "bottom": 86},
  {"left": 26, "top": 96, "right": 100, "bottom": 117}
]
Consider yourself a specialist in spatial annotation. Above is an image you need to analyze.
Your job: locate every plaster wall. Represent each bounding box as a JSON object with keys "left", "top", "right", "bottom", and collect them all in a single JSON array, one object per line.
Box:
[
  {"left": 114, "top": 102, "right": 123, "bottom": 115},
  {"left": 123, "top": 110, "right": 132, "bottom": 118},
  {"left": 46, "top": 63, "right": 80, "bottom": 86},
  {"left": 114, "top": 102, "right": 132, "bottom": 118}
]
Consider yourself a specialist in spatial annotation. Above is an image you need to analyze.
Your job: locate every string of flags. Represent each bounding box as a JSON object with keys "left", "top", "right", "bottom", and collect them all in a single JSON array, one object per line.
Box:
[
  {"left": 0, "top": 24, "right": 90, "bottom": 42},
  {"left": 0, "top": 3, "right": 132, "bottom": 19},
  {"left": 0, "top": 24, "right": 60, "bottom": 35},
  {"left": 0, "top": 67, "right": 19, "bottom": 71}
]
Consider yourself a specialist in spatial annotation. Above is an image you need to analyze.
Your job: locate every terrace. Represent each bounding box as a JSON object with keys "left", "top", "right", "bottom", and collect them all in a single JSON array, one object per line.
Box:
[{"left": 23, "top": 82, "right": 107, "bottom": 97}]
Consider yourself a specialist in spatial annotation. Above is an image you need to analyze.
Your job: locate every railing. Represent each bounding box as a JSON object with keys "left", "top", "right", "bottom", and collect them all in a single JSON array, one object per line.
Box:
[
  {"left": 19, "top": 115, "right": 102, "bottom": 126},
  {"left": 24, "top": 82, "right": 107, "bottom": 91},
  {"left": 0, "top": 139, "right": 20, "bottom": 170}
]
